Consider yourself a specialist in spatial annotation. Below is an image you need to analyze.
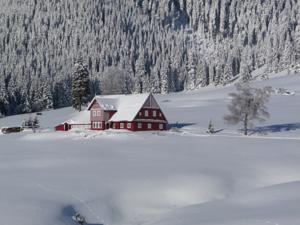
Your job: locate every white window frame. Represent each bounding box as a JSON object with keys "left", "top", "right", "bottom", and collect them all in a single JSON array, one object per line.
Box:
[
  {"left": 120, "top": 123, "right": 124, "bottom": 129},
  {"left": 148, "top": 123, "right": 152, "bottom": 129},
  {"left": 99, "top": 122, "right": 102, "bottom": 129},
  {"left": 138, "top": 123, "right": 142, "bottom": 129},
  {"left": 127, "top": 123, "right": 132, "bottom": 129},
  {"left": 159, "top": 124, "right": 164, "bottom": 130},
  {"left": 153, "top": 110, "right": 157, "bottom": 117},
  {"left": 97, "top": 111, "right": 101, "bottom": 117},
  {"left": 145, "top": 110, "right": 149, "bottom": 117},
  {"left": 139, "top": 112, "right": 142, "bottom": 116},
  {"left": 93, "top": 111, "right": 97, "bottom": 117},
  {"left": 159, "top": 112, "right": 162, "bottom": 117}
]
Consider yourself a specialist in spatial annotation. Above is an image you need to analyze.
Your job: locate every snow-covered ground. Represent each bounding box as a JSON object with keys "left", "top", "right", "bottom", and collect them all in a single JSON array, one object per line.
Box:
[{"left": 0, "top": 72, "right": 300, "bottom": 225}]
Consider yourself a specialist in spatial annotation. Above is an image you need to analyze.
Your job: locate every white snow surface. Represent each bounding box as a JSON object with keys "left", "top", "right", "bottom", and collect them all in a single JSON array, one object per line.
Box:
[{"left": 0, "top": 72, "right": 300, "bottom": 225}]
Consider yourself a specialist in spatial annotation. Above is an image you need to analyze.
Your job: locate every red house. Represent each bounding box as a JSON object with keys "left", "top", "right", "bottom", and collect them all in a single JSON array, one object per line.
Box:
[{"left": 87, "top": 93, "right": 168, "bottom": 131}]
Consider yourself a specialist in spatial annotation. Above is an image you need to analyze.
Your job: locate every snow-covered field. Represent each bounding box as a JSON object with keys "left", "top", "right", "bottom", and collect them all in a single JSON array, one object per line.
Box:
[{"left": 0, "top": 72, "right": 300, "bottom": 225}]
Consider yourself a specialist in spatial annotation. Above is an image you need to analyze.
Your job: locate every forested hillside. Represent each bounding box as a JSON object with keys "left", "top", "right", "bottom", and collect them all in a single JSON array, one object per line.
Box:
[{"left": 0, "top": 0, "right": 299, "bottom": 115}]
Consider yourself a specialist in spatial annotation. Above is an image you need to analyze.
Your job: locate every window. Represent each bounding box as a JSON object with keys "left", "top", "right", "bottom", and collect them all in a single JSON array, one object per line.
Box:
[
  {"left": 93, "top": 111, "right": 97, "bottom": 117},
  {"left": 127, "top": 123, "right": 132, "bottom": 129},
  {"left": 159, "top": 112, "right": 162, "bottom": 117},
  {"left": 113, "top": 123, "right": 116, "bottom": 129},
  {"left": 138, "top": 123, "right": 142, "bottom": 129},
  {"left": 148, "top": 123, "right": 152, "bottom": 129},
  {"left": 145, "top": 110, "right": 149, "bottom": 117},
  {"left": 93, "top": 122, "right": 98, "bottom": 129},
  {"left": 153, "top": 110, "right": 157, "bottom": 117},
  {"left": 159, "top": 124, "right": 164, "bottom": 130},
  {"left": 120, "top": 123, "right": 124, "bottom": 129},
  {"left": 139, "top": 112, "right": 142, "bottom": 116},
  {"left": 93, "top": 122, "right": 102, "bottom": 129},
  {"left": 97, "top": 111, "right": 101, "bottom": 116}
]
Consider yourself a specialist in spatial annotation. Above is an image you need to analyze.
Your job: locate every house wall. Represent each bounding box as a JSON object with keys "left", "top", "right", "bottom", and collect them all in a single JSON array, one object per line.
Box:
[
  {"left": 70, "top": 124, "right": 91, "bottom": 130},
  {"left": 111, "top": 121, "right": 166, "bottom": 131},
  {"left": 55, "top": 124, "right": 66, "bottom": 131},
  {"left": 135, "top": 108, "right": 167, "bottom": 122},
  {"left": 90, "top": 101, "right": 105, "bottom": 122},
  {"left": 91, "top": 121, "right": 106, "bottom": 131},
  {"left": 55, "top": 123, "right": 74, "bottom": 131},
  {"left": 132, "top": 122, "right": 167, "bottom": 131},
  {"left": 90, "top": 100, "right": 117, "bottom": 131}
]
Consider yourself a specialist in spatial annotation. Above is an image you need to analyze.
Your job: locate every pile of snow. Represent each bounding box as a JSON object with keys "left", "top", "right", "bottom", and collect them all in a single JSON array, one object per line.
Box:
[{"left": 271, "top": 87, "right": 296, "bottom": 96}]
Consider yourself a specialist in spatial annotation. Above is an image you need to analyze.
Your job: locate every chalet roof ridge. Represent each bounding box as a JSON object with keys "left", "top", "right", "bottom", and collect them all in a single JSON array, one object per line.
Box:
[{"left": 93, "top": 92, "right": 152, "bottom": 99}]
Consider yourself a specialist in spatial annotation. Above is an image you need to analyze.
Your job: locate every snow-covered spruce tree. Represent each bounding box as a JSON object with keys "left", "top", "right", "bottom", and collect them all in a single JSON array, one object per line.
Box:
[
  {"left": 0, "top": 0, "right": 299, "bottom": 115},
  {"left": 240, "top": 62, "right": 252, "bottom": 83},
  {"left": 72, "top": 60, "right": 91, "bottom": 111},
  {"left": 207, "top": 120, "right": 215, "bottom": 134},
  {"left": 0, "top": 82, "right": 8, "bottom": 116},
  {"left": 224, "top": 83, "right": 271, "bottom": 135}
]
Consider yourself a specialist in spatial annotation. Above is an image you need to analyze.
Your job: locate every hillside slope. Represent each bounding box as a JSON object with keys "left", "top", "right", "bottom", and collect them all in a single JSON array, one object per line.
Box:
[{"left": 0, "top": 72, "right": 300, "bottom": 225}]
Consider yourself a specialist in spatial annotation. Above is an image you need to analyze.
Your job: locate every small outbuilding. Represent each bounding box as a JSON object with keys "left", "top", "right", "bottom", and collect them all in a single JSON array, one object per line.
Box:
[{"left": 55, "top": 110, "right": 91, "bottom": 131}]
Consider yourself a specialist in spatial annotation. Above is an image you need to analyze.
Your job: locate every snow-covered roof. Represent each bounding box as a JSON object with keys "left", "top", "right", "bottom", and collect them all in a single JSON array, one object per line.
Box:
[
  {"left": 90, "top": 97, "right": 118, "bottom": 111},
  {"left": 89, "top": 93, "right": 154, "bottom": 121}
]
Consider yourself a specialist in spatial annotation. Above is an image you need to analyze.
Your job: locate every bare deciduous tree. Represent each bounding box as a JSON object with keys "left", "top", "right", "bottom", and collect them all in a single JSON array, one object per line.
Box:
[
  {"left": 101, "top": 67, "right": 133, "bottom": 95},
  {"left": 224, "top": 83, "right": 271, "bottom": 135}
]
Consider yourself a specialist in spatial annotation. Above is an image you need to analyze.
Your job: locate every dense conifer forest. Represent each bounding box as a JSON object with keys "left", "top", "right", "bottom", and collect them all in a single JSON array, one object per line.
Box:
[{"left": 0, "top": 0, "right": 299, "bottom": 115}]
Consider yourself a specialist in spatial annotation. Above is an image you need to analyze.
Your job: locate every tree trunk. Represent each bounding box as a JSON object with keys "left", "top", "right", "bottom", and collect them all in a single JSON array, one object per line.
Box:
[
  {"left": 79, "top": 97, "right": 82, "bottom": 111},
  {"left": 244, "top": 113, "right": 248, "bottom": 135}
]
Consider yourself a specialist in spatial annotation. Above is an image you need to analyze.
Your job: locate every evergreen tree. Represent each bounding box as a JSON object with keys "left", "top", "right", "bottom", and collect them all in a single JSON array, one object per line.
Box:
[
  {"left": 72, "top": 60, "right": 91, "bottom": 111},
  {"left": 240, "top": 63, "right": 252, "bottom": 83},
  {"left": 207, "top": 120, "right": 215, "bottom": 134},
  {"left": 0, "top": 0, "right": 299, "bottom": 115}
]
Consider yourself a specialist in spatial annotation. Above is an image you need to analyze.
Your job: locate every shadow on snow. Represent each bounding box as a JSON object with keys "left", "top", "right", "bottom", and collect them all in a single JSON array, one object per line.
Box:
[
  {"left": 60, "top": 205, "right": 102, "bottom": 225},
  {"left": 168, "top": 122, "right": 196, "bottom": 129},
  {"left": 250, "top": 123, "right": 300, "bottom": 134}
]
